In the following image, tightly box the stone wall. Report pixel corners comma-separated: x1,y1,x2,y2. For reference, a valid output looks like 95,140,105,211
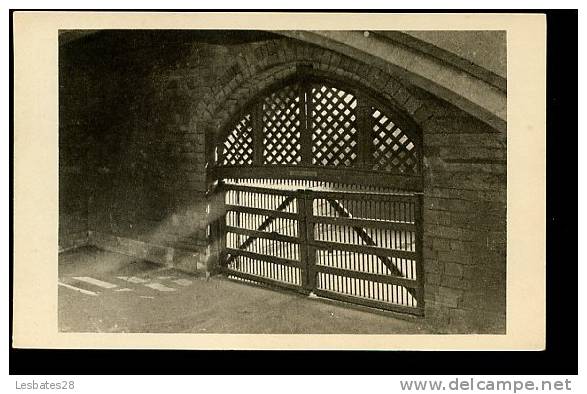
59,30,506,333
59,46,93,251
418,93,507,333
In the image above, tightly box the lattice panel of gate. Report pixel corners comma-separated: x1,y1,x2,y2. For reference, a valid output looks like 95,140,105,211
262,84,302,165
222,113,253,165
311,85,358,167
371,107,419,174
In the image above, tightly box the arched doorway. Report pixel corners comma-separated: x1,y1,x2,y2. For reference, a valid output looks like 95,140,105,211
209,71,424,315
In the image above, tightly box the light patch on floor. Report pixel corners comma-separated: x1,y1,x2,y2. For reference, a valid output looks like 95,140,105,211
144,283,176,292
115,288,134,292
59,247,432,334
72,276,118,289
58,281,99,296
117,276,148,284
172,279,192,286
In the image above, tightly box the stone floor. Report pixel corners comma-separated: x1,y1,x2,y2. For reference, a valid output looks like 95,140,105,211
58,246,431,334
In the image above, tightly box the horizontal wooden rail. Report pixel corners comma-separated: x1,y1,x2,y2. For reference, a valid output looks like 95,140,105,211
309,190,419,202
224,247,302,268
225,182,419,201
311,240,417,260
315,265,419,288
223,182,419,201
212,165,424,191
226,226,300,244
223,183,298,196
310,215,416,230
312,289,424,316
225,204,298,220
222,267,307,293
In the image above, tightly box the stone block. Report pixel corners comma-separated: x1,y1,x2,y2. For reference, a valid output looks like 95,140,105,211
432,237,451,251
441,275,470,290
444,262,464,277
438,250,473,265
436,286,462,308
424,258,443,274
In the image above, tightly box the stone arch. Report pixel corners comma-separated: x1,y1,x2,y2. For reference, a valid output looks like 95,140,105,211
193,38,435,173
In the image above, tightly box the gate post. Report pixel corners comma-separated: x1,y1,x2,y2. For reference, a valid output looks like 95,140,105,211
206,181,227,275
414,193,425,312
297,189,316,292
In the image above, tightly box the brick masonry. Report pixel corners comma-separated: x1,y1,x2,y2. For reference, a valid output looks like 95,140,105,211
59,31,506,333
59,51,92,252
419,99,506,333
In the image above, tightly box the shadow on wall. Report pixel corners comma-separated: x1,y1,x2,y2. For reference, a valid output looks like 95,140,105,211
88,199,210,274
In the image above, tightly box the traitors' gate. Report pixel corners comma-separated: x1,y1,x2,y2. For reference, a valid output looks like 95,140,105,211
208,71,425,315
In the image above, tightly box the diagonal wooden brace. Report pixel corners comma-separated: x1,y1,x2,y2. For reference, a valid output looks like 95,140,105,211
226,194,296,266
325,198,419,300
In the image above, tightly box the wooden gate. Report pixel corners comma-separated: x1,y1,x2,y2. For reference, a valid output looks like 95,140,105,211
211,179,424,316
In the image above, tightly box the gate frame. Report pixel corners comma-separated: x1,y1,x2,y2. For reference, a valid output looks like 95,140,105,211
209,181,425,316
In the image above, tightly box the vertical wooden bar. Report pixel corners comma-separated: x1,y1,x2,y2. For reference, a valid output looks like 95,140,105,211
414,194,425,313
297,190,316,292
297,191,310,292
299,82,312,166
357,99,373,169
305,191,317,290
216,182,227,272
207,202,219,274
253,102,264,165
213,125,224,166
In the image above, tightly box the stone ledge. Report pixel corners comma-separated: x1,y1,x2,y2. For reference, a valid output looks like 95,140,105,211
87,231,207,274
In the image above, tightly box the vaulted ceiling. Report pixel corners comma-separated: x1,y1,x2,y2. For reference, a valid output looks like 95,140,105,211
60,29,506,133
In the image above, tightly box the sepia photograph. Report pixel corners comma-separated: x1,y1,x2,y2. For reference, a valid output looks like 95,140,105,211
11,11,550,352
57,27,507,335
9,5,581,384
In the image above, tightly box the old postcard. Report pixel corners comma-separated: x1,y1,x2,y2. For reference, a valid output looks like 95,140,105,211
12,12,545,349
